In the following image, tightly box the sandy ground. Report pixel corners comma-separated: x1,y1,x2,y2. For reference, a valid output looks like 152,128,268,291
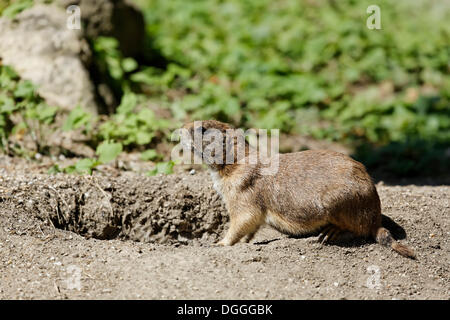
0,157,449,300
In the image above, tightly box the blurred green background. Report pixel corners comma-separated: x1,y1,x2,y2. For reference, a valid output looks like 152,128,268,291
1,0,449,177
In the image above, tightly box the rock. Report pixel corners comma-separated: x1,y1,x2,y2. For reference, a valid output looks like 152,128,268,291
55,0,147,110
56,0,145,57
0,4,98,114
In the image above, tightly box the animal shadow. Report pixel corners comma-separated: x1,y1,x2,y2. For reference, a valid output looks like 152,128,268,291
286,214,407,247
254,238,282,245
381,214,407,240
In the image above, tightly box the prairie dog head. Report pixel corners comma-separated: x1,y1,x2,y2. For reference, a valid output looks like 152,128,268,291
182,120,249,171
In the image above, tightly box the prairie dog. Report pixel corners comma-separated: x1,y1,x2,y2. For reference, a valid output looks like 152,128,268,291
182,120,416,259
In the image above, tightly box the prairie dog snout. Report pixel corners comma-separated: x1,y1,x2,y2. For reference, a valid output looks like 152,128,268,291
182,120,416,259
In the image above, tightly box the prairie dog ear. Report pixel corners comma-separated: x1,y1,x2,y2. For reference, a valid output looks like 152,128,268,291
192,121,207,135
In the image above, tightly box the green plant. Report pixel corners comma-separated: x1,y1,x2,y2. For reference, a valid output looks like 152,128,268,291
91,37,139,95
0,0,33,18
63,106,94,133
63,158,99,175
99,91,172,147
141,149,161,161
96,140,122,164
130,0,450,175
3,0,449,177
147,160,175,176
133,0,449,131
54,140,123,175
55,92,171,175
0,65,57,155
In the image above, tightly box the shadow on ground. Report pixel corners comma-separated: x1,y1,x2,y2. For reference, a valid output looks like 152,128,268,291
353,138,450,186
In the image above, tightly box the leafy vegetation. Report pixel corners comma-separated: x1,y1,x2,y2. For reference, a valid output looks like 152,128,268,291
91,37,139,97
147,160,176,176
1,0,449,176
55,92,172,174
0,65,57,155
98,92,172,147
0,64,170,175
131,0,450,175
0,0,33,18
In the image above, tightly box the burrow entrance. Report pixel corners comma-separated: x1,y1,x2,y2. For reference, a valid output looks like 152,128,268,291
1,172,228,244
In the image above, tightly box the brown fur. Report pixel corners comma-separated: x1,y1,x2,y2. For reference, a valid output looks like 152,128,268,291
183,120,416,259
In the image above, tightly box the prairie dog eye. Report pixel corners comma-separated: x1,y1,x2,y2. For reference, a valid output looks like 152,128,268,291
194,126,207,135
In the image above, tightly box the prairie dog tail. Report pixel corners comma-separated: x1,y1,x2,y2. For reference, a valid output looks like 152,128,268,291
374,227,416,259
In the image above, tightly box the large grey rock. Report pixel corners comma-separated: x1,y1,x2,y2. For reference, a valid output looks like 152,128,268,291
0,4,98,114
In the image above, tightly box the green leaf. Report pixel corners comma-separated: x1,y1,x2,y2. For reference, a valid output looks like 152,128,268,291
130,69,158,85
0,65,19,90
135,131,153,145
37,104,57,124
122,58,138,73
14,80,36,99
74,158,99,174
147,161,175,176
117,92,138,114
2,0,33,18
48,164,62,174
137,108,155,125
94,37,119,52
96,141,123,164
1,65,19,79
141,149,159,161
63,106,92,131
0,95,17,113
63,165,76,174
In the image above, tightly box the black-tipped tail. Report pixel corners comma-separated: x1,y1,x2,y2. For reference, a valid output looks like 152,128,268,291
375,227,416,259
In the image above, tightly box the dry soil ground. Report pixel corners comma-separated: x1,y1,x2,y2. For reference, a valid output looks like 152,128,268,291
0,156,449,300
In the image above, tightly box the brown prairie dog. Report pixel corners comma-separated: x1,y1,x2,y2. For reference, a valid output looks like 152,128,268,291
182,120,416,259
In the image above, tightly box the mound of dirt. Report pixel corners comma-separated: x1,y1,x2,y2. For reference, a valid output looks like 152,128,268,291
0,157,449,299
0,171,228,244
